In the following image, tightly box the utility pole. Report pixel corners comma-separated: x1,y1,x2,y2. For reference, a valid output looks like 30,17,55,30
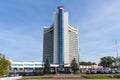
115,41,119,68
115,41,118,58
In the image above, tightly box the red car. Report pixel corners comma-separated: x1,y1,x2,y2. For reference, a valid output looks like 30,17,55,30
86,70,91,74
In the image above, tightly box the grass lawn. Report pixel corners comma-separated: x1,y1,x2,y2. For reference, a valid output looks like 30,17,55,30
82,74,120,79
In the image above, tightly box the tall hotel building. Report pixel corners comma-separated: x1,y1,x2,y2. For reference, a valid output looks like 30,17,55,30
43,6,79,65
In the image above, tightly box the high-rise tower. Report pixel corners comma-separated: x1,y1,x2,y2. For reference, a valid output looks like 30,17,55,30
43,6,79,65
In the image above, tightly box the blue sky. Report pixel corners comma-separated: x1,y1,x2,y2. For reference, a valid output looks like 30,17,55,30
0,0,120,64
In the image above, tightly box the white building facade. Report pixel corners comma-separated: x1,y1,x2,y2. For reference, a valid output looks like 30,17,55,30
9,60,62,75
43,6,79,65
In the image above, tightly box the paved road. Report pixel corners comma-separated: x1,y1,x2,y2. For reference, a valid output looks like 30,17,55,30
27,79,120,80
44,74,120,80
22,74,120,80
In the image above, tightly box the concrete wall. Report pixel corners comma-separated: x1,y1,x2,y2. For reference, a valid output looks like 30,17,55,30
64,12,70,64
54,12,59,64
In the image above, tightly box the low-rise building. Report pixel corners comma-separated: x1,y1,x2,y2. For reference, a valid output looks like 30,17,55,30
9,61,43,76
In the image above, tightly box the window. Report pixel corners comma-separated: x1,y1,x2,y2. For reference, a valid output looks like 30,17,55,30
35,64,41,66
12,64,23,66
24,64,34,66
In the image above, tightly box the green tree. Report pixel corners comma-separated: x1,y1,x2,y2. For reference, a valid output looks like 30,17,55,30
115,57,120,68
0,53,11,77
43,58,50,74
99,56,115,68
79,61,96,66
71,58,79,73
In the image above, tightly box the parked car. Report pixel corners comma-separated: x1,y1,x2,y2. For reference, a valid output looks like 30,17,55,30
90,70,97,74
115,70,120,74
97,69,104,74
103,69,110,74
109,70,115,74
86,70,91,74
8,73,20,77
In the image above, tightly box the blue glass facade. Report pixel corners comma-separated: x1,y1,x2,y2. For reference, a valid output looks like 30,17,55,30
58,8,64,64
